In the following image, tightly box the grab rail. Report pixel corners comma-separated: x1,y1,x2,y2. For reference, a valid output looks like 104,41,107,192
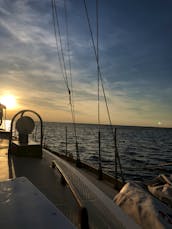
51,160,89,229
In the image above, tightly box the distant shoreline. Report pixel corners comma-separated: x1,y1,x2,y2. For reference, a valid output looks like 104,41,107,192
42,121,172,130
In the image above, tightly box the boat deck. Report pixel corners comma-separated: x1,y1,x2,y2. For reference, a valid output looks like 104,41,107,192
0,139,140,229
0,177,76,229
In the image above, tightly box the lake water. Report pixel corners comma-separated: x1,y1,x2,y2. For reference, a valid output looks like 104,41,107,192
36,122,172,181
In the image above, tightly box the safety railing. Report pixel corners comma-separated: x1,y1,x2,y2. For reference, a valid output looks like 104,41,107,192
51,160,89,229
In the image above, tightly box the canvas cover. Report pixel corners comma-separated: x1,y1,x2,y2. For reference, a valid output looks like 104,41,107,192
114,181,172,229
148,174,172,208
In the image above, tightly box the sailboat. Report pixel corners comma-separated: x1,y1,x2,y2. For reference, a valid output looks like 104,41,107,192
0,0,172,229
0,112,140,229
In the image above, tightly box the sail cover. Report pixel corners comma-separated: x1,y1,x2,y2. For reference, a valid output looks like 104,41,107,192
114,181,172,229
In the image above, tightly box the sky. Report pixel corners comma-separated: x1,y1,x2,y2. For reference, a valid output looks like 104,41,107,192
0,0,172,127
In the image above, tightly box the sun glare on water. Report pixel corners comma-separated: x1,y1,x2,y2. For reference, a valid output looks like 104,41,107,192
0,95,17,109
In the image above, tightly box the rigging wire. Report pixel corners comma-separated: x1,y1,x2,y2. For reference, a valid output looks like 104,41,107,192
51,0,67,90
96,0,103,179
63,0,80,165
51,0,80,165
52,0,71,96
83,0,112,127
64,0,72,89
63,0,77,138
83,0,124,183
96,0,100,128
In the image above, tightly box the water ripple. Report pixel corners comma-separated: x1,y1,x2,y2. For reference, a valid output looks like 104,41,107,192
40,123,172,181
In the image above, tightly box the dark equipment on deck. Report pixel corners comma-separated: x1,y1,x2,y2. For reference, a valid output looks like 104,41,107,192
8,110,43,158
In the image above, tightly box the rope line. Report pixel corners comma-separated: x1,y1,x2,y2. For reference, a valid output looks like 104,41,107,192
83,0,124,183
52,0,71,96
83,0,112,127
63,0,79,158
51,0,68,89
63,0,77,141
96,0,102,179
52,0,80,163
96,0,100,128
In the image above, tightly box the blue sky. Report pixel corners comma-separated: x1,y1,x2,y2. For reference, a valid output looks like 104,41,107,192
0,0,172,127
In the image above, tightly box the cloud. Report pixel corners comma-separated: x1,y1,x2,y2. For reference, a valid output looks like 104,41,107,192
0,0,172,127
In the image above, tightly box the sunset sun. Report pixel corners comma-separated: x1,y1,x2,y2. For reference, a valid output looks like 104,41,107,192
0,95,17,109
